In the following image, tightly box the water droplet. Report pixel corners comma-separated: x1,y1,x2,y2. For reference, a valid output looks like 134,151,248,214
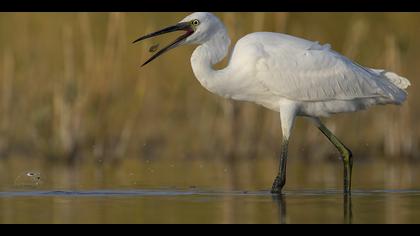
15,171,42,187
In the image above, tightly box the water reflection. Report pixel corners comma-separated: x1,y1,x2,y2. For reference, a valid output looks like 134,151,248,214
344,194,353,224
271,192,354,224
272,194,287,224
2,188,420,223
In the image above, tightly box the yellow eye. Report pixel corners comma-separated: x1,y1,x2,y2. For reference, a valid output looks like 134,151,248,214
192,19,200,26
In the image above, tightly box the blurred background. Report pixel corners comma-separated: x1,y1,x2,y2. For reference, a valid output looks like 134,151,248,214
0,12,419,192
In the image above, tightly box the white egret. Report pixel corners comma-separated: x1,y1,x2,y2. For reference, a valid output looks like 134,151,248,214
133,12,411,194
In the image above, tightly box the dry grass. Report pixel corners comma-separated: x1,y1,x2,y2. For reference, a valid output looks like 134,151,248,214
0,12,419,163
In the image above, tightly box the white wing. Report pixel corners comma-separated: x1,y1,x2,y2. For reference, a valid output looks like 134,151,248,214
231,32,405,102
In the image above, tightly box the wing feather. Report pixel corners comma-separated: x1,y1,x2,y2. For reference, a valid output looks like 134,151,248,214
235,32,397,102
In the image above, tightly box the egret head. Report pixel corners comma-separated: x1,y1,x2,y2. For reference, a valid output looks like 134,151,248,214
133,12,225,66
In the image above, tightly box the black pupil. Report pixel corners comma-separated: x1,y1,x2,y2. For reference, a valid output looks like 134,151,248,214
194,20,198,25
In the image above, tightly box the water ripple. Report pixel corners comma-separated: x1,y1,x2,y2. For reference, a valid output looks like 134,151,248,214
1,188,420,198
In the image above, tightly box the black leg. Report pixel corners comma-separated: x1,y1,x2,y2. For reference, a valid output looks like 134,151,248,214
271,139,289,194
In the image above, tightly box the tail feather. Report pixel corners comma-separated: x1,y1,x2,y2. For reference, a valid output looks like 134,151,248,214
371,69,411,90
369,68,411,104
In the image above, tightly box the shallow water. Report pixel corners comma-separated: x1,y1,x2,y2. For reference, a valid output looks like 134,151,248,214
1,158,420,223
1,189,420,223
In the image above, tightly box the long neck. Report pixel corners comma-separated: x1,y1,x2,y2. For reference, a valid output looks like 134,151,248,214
190,30,231,95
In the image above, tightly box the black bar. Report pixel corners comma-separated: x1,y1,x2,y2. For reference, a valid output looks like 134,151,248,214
1,0,420,12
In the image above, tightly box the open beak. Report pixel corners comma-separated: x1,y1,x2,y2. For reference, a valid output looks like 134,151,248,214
133,22,194,67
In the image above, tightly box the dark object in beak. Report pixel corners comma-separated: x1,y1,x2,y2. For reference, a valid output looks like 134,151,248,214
149,44,159,53
133,22,194,67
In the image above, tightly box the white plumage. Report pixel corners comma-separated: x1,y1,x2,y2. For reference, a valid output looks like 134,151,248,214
134,12,411,193
205,32,409,116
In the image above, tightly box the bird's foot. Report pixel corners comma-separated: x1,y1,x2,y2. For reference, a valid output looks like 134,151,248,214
271,176,285,194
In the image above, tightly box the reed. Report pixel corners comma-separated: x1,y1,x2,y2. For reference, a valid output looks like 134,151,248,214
0,50,14,156
0,12,418,163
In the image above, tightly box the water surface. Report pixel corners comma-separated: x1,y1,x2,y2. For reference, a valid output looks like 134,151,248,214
1,158,420,223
